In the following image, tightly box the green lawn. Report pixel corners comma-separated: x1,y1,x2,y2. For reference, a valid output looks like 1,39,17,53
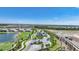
44,30,61,51
17,32,32,40
0,42,13,51
0,31,32,51
36,35,43,39
49,37,61,51
12,32,32,51
31,32,37,39
32,34,43,40
32,32,44,40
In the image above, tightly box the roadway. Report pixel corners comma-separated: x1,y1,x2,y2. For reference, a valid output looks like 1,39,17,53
56,32,79,51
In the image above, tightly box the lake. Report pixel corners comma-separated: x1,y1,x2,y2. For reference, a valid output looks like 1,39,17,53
0,33,17,42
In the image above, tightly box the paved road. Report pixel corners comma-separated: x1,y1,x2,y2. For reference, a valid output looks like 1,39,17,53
23,40,32,51
28,44,41,51
23,31,37,51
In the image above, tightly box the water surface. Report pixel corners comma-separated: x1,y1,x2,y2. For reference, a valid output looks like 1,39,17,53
0,33,17,42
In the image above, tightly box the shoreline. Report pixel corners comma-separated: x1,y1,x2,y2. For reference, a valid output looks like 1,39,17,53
0,32,15,34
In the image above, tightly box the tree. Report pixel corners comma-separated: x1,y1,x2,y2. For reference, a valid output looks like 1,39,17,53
46,44,50,48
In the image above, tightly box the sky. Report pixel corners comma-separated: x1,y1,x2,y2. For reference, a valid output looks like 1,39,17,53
0,7,79,25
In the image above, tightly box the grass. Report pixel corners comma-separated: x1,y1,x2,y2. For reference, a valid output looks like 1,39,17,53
0,31,32,51
32,34,36,39
19,41,27,51
17,32,32,40
44,30,61,51
32,32,44,40
0,42,13,51
12,32,32,51
49,37,61,51
36,35,43,39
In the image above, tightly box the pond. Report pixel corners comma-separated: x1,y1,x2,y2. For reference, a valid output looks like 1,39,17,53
0,33,17,42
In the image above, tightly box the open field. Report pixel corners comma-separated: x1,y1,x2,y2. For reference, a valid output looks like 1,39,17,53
17,32,32,40
0,42,13,51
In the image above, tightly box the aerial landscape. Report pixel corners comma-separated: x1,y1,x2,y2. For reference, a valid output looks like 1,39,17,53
0,7,79,51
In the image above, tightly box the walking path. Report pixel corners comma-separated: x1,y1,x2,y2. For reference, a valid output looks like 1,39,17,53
23,32,36,51
23,40,32,51
17,41,25,51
